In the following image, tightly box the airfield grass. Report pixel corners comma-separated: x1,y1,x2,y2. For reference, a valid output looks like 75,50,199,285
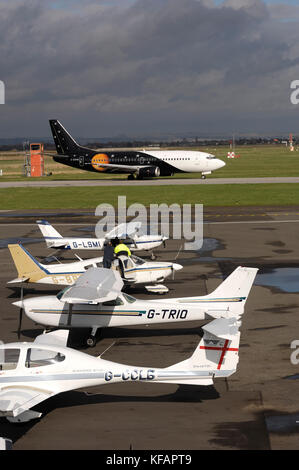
0,144,299,181
1,183,299,209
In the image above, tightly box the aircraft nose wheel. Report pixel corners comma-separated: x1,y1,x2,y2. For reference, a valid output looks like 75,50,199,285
201,175,206,179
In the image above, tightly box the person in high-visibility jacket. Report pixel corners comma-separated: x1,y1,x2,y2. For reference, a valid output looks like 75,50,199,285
114,239,131,257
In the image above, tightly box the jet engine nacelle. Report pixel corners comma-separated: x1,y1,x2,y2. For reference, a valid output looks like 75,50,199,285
138,166,160,178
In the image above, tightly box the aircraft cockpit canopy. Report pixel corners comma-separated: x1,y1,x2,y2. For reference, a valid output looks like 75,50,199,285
0,346,66,370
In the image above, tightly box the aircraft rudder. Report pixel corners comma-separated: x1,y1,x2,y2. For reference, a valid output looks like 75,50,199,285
49,119,80,155
8,244,44,281
36,219,63,240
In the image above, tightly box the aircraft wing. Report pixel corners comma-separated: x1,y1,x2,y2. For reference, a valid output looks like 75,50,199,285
33,329,70,347
0,386,54,419
89,162,154,174
60,267,124,304
105,222,142,240
7,277,30,284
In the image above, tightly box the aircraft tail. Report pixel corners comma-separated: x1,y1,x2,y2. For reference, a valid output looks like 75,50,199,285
209,266,258,312
198,266,258,318
36,220,63,246
162,317,241,385
7,244,45,283
49,119,82,155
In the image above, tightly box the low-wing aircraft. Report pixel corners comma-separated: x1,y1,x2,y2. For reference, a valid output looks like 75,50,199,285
0,316,241,423
36,220,168,257
13,266,258,346
48,119,226,180
7,244,182,292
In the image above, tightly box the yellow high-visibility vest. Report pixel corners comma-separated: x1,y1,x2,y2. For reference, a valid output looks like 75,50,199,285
114,243,131,256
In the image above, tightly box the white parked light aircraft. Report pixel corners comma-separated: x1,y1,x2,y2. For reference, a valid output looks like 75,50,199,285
0,316,241,423
13,266,258,347
36,220,168,257
8,244,182,293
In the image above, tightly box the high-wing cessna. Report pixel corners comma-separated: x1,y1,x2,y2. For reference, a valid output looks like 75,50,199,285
48,119,225,180
37,220,167,257
8,244,182,292
13,266,258,347
0,316,242,423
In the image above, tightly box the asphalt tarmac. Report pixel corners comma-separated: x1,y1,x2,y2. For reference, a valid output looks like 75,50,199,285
1,207,299,450
1,176,299,187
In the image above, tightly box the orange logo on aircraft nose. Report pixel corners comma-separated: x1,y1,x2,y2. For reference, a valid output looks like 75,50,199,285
91,153,109,172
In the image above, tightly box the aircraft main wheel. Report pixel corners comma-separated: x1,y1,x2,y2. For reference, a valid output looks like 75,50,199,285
151,253,156,260
87,336,96,347
128,174,135,180
201,175,206,179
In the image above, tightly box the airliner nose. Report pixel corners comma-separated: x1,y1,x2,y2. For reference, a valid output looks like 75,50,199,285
217,159,226,169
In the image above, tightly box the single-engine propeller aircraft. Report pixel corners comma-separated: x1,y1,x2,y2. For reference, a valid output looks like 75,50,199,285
0,315,242,423
13,266,258,347
48,119,225,180
36,220,167,258
8,244,182,293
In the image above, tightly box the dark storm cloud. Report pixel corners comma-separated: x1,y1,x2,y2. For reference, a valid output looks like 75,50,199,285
0,0,299,137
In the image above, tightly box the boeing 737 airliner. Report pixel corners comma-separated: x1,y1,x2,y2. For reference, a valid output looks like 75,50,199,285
48,120,225,180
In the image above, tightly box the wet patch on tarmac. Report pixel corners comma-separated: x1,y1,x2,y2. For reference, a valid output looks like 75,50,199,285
265,412,299,434
255,268,299,293
179,237,230,264
0,237,42,249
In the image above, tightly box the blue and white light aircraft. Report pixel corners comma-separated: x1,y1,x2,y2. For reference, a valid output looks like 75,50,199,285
13,266,258,347
36,220,168,257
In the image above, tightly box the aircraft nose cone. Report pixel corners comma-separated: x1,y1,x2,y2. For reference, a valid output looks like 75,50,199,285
217,159,226,169
173,263,183,271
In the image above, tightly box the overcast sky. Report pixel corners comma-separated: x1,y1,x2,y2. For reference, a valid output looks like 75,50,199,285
0,0,299,139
